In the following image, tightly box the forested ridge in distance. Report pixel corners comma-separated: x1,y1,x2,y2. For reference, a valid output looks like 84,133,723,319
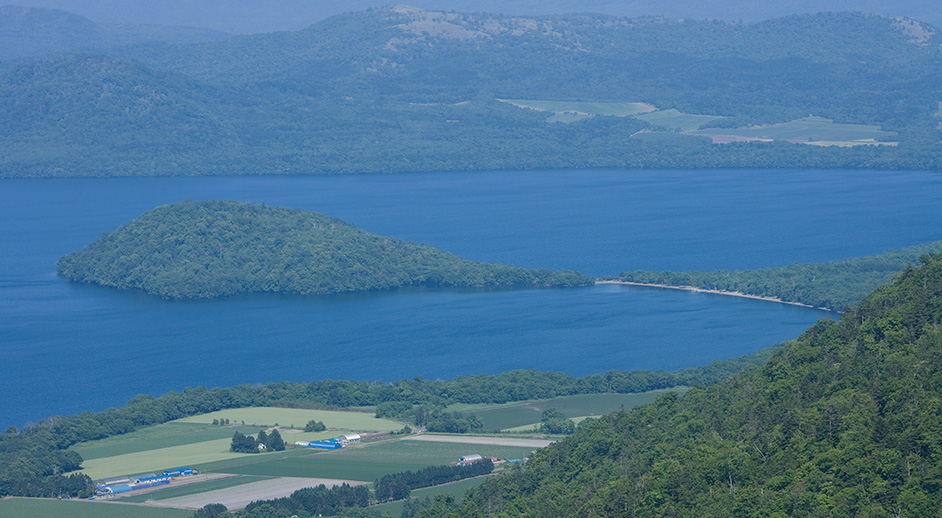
1,7,941,177
56,200,592,299
619,241,942,311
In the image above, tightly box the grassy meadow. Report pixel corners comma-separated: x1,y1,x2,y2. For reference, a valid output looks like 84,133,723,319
450,390,684,431
692,116,898,144
635,109,725,131
174,407,401,431
497,99,655,117
190,438,537,481
69,407,403,480
0,498,192,518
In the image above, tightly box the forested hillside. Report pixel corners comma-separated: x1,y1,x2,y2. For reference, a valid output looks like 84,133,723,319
620,241,942,311
56,200,591,298
2,7,940,176
434,254,942,517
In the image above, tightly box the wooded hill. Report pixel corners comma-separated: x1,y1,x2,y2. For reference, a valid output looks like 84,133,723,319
56,200,592,298
1,7,940,177
620,241,942,311
427,254,942,517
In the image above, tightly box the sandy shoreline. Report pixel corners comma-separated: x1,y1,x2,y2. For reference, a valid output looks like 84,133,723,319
596,280,833,312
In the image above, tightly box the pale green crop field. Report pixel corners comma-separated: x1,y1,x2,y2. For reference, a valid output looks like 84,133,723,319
191,438,537,481
635,109,726,132
118,475,271,503
692,116,897,144
498,99,655,117
448,390,683,431
174,407,401,431
71,422,259,460
0,498,192,518
68,407,402,480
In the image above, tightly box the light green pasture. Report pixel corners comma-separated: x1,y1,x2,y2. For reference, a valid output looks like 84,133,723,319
174,407,401,431
450,390,682,431
191,438,537,481
70,422,259,460
0,498,191,518
498,99,655,117
692,116,897,143
635,109,726,131
74,429,351,481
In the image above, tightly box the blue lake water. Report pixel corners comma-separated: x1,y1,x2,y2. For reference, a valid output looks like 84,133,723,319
1,168,940,428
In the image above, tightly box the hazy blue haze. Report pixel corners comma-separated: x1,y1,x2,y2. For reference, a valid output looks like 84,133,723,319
1,169,940,428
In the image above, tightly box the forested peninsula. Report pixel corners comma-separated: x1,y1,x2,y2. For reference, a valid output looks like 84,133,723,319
56,201,591,299
57,201,594,299
619,241,942,311
425,254,942,518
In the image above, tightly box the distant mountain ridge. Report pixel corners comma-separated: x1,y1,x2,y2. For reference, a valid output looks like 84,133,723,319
1,7,940,176
0,5,228,60
5,0,942,34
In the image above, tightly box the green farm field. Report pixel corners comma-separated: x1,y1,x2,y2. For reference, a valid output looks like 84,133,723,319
635,109,725,131
0,498,192,518
192,438,537,481
451,390,684,431
174,407,401,431
69,407,401,480
497,99,655,117
692,116,897,144
70,422,261,460
117,475,272,503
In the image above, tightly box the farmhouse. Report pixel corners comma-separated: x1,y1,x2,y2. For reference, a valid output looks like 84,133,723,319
458,454,483,465
339,433,360,445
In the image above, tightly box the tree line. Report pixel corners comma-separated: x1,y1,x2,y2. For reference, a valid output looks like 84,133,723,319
620,242,942,311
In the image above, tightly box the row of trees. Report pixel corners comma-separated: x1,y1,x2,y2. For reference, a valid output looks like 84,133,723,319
374,459,494,502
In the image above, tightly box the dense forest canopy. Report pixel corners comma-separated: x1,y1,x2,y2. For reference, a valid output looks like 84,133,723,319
620,241,942,311
431,253,942,517
56,200,592,298
1,7,940,176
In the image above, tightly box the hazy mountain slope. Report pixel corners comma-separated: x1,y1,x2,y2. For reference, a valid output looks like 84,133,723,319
57,200,592,298
7,0,942,34
0,5,228,60
2,8,940,176
440,254,942,517
0,55,244,175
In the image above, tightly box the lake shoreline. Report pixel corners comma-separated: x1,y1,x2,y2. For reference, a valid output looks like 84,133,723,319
597,280,834,312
